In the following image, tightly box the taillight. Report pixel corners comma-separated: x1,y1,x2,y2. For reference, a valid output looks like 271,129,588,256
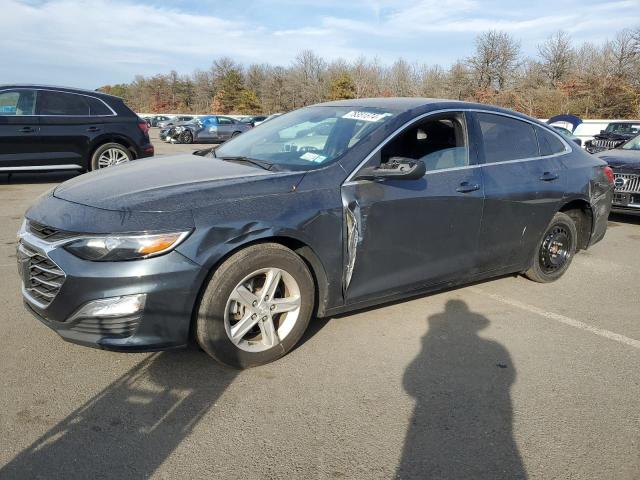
603,166,614,184
138,120,150,135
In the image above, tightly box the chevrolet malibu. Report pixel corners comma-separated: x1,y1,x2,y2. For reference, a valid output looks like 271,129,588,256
17,99,614,368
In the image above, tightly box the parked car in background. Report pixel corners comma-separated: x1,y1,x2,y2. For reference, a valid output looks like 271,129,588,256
552,126,582,146
237,115,268,127
166,115,252,144
0,84,153,172
260,113,283,125
157,115,194,129
159,119,197,142
148,115,172,127
585,121,640,154
595,134,640,213
17,98,612,368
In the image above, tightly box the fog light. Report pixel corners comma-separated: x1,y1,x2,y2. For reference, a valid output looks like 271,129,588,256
68,294,146,321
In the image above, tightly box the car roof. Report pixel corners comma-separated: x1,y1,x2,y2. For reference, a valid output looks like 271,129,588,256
313,97,533,120
0,84,122,101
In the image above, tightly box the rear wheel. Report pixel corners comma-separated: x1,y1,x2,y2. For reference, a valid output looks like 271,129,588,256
525,212,577,283
196,243,315,368
231,131,241,138
91,143,132,170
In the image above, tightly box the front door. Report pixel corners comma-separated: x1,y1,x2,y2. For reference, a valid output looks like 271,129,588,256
0,89,41,170
341,111,485,303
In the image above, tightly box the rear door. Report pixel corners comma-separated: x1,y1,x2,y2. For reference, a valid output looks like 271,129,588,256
0,89,41,170
341,111,485,303
473,112,568,272
36,90,105,169
216,116,236,140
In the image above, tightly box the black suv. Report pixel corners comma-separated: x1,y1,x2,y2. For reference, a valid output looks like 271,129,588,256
0,85,154,173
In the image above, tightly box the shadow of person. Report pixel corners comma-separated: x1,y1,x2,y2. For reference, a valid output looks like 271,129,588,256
0,348,238,479
397,300,526,480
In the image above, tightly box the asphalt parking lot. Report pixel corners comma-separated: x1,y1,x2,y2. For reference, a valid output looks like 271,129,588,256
0,130,638,479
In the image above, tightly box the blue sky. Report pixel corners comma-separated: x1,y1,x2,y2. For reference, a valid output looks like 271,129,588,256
2,0,638,88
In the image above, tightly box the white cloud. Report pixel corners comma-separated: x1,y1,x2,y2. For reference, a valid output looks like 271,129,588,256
1,0,638,87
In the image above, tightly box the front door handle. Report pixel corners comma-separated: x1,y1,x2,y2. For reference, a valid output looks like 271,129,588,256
539,171,559,182
456,181,480,193
18,127,36,133
86,126,101,133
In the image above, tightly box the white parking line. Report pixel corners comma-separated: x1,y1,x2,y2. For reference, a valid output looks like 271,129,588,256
472,288,640,350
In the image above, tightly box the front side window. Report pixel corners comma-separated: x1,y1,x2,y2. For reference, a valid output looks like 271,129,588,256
0,90,36,116
536,126,566,156
380,113,469,172
214,106,396,170
37,91,90,116
478,113,539,163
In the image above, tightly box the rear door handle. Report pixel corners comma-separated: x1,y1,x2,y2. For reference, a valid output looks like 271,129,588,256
18,127,36,133
86,126,101,133
539,171,559,182
456,181,480,193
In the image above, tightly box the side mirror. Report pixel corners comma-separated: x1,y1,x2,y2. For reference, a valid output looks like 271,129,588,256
356,157,426,181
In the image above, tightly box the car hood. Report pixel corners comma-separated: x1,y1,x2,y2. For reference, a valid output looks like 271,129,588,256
595,149,640,172
53,154,304,212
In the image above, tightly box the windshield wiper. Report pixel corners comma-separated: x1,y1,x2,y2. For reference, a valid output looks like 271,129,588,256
218,156,274,171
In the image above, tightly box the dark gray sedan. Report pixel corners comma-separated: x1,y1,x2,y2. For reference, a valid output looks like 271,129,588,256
171,115,252,144
18,98,613,368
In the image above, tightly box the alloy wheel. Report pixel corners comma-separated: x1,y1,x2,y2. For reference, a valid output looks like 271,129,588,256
97,148,130,168
224,267,301,352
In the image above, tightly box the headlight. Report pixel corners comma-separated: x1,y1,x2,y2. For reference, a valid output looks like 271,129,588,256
174,126,184,132
64,231,191,261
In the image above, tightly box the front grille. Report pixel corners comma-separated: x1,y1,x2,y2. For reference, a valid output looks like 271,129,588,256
593,139,624,150
70,316,141,338
614,173,640,193
27,221,77,242
18,244,65,308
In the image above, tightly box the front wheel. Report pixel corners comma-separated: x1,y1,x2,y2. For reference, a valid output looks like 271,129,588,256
179,130,193,144
196,243,315,368
525,212,577,283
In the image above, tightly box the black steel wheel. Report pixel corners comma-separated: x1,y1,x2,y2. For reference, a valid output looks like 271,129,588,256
525,212,577,283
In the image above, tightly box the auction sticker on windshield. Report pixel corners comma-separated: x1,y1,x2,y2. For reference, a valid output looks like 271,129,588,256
342,111,392,122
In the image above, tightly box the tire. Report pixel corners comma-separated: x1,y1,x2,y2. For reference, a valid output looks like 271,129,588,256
90,143,132,170
179,130,193,144
196,243,315,368
231,131,241,138
525,212,577,283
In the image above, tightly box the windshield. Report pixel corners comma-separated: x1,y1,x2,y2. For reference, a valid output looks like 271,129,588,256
604,123,640,134
621,134,640,150
214,106,395,170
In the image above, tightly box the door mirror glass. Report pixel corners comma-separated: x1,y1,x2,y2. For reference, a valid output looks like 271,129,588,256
356,157,426,181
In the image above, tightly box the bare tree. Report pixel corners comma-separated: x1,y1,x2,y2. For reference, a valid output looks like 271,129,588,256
467,30,521,91
538,31,575,84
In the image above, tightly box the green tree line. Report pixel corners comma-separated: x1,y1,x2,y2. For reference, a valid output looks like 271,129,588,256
99,28,640,119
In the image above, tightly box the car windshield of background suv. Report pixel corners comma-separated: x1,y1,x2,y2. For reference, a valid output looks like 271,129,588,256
621,135,640,150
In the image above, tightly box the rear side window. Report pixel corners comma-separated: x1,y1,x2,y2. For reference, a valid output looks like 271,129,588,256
477,113,539,163
86,96,113,116
536,126,566,156
37,91,90,115
218,117,233,125
0,90,36,115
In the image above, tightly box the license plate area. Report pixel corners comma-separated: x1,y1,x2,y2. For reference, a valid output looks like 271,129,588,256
613,192,631,206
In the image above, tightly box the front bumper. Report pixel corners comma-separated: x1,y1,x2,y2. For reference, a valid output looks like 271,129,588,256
18,231,203,351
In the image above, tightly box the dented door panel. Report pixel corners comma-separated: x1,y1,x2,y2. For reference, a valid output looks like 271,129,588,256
341,168,484,303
